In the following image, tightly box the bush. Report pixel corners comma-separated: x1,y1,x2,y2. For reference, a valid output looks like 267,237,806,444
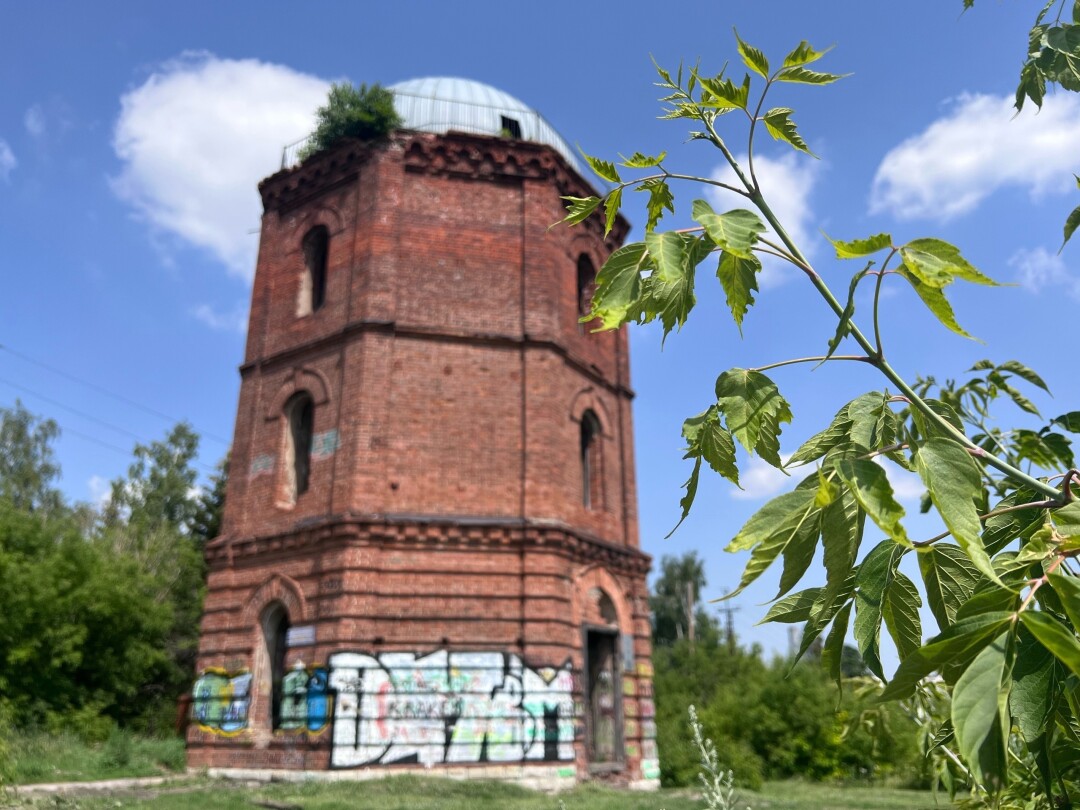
300,82,402,160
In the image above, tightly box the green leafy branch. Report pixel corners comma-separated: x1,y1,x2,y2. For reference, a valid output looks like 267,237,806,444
563,30,1080,802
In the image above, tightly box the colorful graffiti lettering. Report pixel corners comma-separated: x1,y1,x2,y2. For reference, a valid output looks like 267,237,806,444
327,650,574,767
191,669,252,734
279,664,331,732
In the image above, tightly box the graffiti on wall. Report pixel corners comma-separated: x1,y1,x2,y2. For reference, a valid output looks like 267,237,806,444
192,669,252,734
280,664,332,732
327,650,574,767
192,664,332,735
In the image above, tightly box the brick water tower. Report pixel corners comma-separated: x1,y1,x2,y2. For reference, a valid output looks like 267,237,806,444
187,78,657,788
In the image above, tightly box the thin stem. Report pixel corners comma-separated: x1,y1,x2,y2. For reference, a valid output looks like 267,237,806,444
911,497,1056,548
872,249,898,359
1019,554,1066,613
740,177,1061,501
751,355,874,373
757,236,807,270
746,78,772,192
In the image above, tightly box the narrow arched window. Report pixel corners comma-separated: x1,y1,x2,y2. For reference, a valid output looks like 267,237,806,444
263,604,290,730
577,254,596,324
580,409,602,509
302,226,329,313
285,392,314,501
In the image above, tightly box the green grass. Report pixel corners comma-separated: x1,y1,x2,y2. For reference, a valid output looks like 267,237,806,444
3,730,186,784
7,776,943,810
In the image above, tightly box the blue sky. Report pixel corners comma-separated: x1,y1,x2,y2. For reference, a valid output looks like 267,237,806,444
3,1,1079,664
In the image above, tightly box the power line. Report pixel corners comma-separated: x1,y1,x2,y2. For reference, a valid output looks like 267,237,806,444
0,343,231,446
0,378,218,475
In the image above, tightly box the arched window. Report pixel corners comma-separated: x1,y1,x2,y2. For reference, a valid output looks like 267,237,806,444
262,603,290,730
302,226,329,314
285,392,314,501
580,409,602,509
576,254,596,324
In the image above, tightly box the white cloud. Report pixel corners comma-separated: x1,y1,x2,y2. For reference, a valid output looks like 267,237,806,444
112,52,329,280
0,139,16,181
730,454,793,500
192,301,249,332
871,93,1080,220
24,104,45,137
87,475,112,507
709,151,821,286
1010,245,1080,299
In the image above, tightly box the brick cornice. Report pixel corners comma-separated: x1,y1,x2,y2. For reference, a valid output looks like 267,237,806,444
258,130,630,247
206,514,651,577
238,319,635,400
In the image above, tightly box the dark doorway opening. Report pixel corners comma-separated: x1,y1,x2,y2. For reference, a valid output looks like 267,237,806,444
584,628,622,766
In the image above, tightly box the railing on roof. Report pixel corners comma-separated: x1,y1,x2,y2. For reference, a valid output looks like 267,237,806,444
280,89,582,174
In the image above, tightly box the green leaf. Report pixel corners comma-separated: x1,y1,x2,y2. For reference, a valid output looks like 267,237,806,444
602,187,622,237
671,456,702,536
822,600,854,691
760,586,823,624
853,540,898,679
1047,571,1080,629
825,232,892,260
1052,501,1080,537
846,392,900,452
952,633,1010,791
982,489,1046,555
820,489,863,591
880,612,1014,701
637,178,674,232
589,242,647,330
997,359,1050,392
1052,411,1080,433
681,405,740,492
727,488,817,553
560,195,601,226
794,580,855,665
919,544,979,630
914,438,995,582
582,152,621,184
727,490,820,598
691,200,765,259
715,251,761,334
1020,610,1080,677
715,369,793,467
1064,202,1080,249
782,40,830,68
775,65,845,85
762,107,814,155
619,151,667,168
900,238,998,288
882,571,923,659
836,459,910,547
647,232,709,337
898,266,974,339
698,73,751,110
1010,624,1055,744
778,516,820,599
735,29,769,78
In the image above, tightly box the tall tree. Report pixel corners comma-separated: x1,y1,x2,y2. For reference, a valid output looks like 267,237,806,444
650,552,718,646
0,400,63,515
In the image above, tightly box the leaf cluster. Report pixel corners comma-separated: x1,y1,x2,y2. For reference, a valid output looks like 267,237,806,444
299,82,402,160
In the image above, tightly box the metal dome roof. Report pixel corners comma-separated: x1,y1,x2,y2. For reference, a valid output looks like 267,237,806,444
389,77,582,173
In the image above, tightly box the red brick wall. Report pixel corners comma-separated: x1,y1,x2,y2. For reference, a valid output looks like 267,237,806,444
193,132,654,782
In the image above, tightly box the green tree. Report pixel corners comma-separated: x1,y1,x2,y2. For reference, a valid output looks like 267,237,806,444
0,400,62,515
189,452,228,545
567,20,1080,805
650,551,719,646
300,82,402,160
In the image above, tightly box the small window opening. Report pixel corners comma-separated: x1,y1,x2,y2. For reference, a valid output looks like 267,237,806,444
500,115,522,140
581,410,602,509
263,604,290,730
577,255,597,326
285,392,314,501
303,226,329,313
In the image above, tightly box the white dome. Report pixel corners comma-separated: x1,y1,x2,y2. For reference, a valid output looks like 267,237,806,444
389,77,582,173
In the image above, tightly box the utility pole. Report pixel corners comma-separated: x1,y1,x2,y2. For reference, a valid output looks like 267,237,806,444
717,591,740,655
686,580,696,650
